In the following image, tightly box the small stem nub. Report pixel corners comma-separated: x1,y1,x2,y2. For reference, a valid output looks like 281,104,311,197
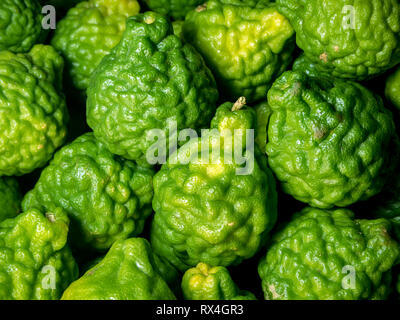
232,97,246,111
196,3,207,12
144,15,155,24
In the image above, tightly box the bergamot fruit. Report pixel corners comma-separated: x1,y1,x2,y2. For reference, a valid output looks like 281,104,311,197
22,133,154,251
0,207,78,300
267,71,396,208
0,45,69,176
182,262,256,300
143,0,204,20
0,177,22,223
258,207,400,300
0,0,46,53
276,0,400,80
61,238,177,300
359,160,400,241
385,66,400,110
183,0,295,103
150,98,277,271
86,11,219,164
51,0,140,90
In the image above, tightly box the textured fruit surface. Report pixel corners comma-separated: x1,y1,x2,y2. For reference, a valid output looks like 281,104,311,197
61,238,176,300
258,207,400,300
254,101,271,154
0,207,78,300
22,133,154,251
144,0,204,20
0,177,22,223
0,45,69,176
277,0,400,80
151,101,277,271
267,71,396,208
51,0,140,90
87,11,219,164
183,0,295,103
385,66,400,110
172,20,184,39
292,53,327,78
0,0,45,53
361,161,400,241
182,262,256,300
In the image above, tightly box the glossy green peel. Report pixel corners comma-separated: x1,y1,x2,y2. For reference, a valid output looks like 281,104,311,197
22,133,155,251
385,66,400,110
0,207,78,300
183,0,295,103
51,0,140,90
258,207,400,300
277,0,400,80
151,100,277,271
61,238,176,300
87,11,219,164
144,0,204,20
267,71,396,208
0,0,45,53
182,262,256,300
0,45,69,176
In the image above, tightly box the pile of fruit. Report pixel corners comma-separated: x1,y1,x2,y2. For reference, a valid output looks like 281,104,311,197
1,0,400,300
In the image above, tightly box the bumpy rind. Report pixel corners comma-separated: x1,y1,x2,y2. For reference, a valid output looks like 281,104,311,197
22,133,155,251
61,238,176,300
0,177,22,223
182,262,256,300
144,0,204,20
0,45,69,176
277,0,400,80
361,157,400,241
385,66,400,110
258,207,400,300
87,11,219,163
51,0,140,90
267,71,395,208
151,103,278,271
0,208,78,300
183,0,295,103
0,0,45,53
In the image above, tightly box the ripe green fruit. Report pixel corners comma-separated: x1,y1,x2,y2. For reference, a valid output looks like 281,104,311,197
267,71,396,208
360,159,400,242
151,99,277,271
22,133,154,251
182,262,256,300
254,101,271,154
0,45,68,176
0,177,22,223
51,0,140,90
61,238,177,300
183,0,295,103
143,0,204,20
277,0,400,80
87,11,219,164
0,207,78,300
385,66,400,110
258,207,400,300
0,0,46,53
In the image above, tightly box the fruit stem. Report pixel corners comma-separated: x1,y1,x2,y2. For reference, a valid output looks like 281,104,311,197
196,4,207,12
232,97,246,111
